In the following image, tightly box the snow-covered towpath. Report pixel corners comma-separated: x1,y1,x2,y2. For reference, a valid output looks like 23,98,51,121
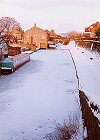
0,46,83,139
65,41,100,119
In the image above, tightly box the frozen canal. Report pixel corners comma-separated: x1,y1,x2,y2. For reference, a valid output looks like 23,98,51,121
0,46,83,140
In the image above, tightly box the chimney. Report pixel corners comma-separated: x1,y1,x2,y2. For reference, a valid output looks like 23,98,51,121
51,29,55,33
34,23,36,27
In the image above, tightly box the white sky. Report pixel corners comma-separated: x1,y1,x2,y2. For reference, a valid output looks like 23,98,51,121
0,0,100,33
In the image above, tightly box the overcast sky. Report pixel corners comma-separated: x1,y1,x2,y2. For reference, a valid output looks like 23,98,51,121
0,0,100,33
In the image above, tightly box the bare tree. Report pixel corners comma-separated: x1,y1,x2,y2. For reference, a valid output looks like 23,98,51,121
66,31,81,40
0,17,20,36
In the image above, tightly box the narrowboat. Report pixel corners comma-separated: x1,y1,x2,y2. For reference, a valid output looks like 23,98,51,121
0,53,30,73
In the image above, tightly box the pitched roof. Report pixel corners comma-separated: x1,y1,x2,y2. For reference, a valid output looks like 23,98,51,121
85,21,100,32
45,30,58,37
24,24,46,34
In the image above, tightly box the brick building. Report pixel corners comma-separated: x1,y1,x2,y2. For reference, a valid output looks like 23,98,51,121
45,29,59,44
84,22,100,38
23,24,49,49
11,26,23,40
85,21,100,33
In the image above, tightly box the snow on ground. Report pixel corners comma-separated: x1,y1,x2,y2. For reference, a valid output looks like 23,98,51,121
21,50,34,54
64,41,100,119
0,48,83,139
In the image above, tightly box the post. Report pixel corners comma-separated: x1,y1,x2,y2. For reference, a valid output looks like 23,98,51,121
91,43,93,51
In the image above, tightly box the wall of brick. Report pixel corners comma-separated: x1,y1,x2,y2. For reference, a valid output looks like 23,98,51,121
23,26,48,49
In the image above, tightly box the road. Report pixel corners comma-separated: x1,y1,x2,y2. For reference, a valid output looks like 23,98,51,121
0,45,83,140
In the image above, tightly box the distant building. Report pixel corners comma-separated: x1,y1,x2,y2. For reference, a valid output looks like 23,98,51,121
85,21,100,33
45,29,58,38
11,26,24,40
45,29,59,44
8,46,21,56
84,22,100,38
23,24,49,49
